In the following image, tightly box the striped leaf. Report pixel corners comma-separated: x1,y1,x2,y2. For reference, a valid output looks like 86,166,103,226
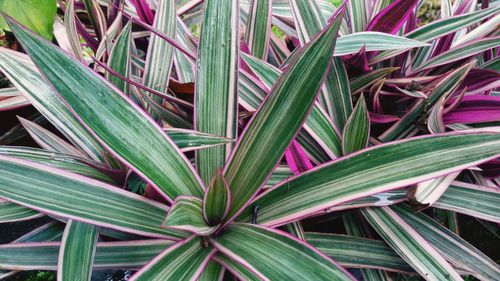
0,240,174,271
361,207,462,280
0,155,185,239
452,12,500,46
58,221,99,281
0,146,116,183
245,0,271,59
342,213,390,280
306,233,413,273
0,95,29,111
174,18,196,83
8,18,204,200
108,21,132,94
372,6,500,62
0,49,106,163
211,223,354,280
165,129,233,152
347,0,368,32
162,196,217,236
394,204,500,280
289,0,352,129
335,32,429,56
195,0,239,183
63,0,84,61
19,117,85,158
129,236,215,281
434,181,500,223
142,0,175,94
214,254,261,281
366,0,418,34
239,131,500,226
0,199,42,223
203,169,231,226
415,37,500,71
410,172,459,205
241,53,342,158
342,95,369,155
223,10,344,220
199,261,224,281
350,68,399,95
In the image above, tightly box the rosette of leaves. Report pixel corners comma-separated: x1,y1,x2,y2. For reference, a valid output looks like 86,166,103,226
0,0,499,280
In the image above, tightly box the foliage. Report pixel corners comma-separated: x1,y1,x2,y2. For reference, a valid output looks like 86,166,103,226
0,0,499,280
0,0,56,39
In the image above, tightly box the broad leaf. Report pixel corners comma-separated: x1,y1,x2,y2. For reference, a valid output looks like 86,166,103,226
362,207,462,280
129,236,215,281
58,220,99,281
0,155,185,239
0,199,42,223
8,18,204,200
195,0,239,183
223,13,344,220
0,0,56,39
211,223,354,280
240,131,500,226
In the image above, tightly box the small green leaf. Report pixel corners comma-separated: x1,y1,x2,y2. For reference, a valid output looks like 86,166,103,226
163,196,217,236
203,169,231,226
342,95,369,155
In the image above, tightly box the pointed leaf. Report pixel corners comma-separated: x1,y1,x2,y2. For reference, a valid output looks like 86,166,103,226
58,220,99,281
165,129,234,152
195,0,239,183
394,204,500,280
240,131,500,226
223,14,344,220
0,155,185,239
108,21,132,93
211,223,354,280
163,196,217,236
434,181,500,223
203,170,231,226
361,206,462,280
129,236,215,281
0,199,42,223
366,0,419,34
245,0,271,59
342,95,370,155
8,18,204,200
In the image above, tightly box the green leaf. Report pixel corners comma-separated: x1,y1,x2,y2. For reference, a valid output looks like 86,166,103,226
434,181,500,223
342,95,369,155
163,196,217,236
63,0,84,61
0,0,56,39
410,172,459,205
306,232,414,273
195,0,239,183
288,0,353,129
58,221,99,281
165,128,234,152
350,68,399,95
143,95,193,129
0,199,42,223
203,169,231,226
245,0,271,59
347,0,368,32
108,21,132,94
0,146,116,183
8,18,204,200
361,207,462,280
199,261,224,281
0,155,185,239
394,204,500,280
0,49,106,163
224,14,344,220
334,32,430,56
240,131,500,226
129,236,215,281
142,0,175,94
241,53,342,158
415,37,500,72
211,223,354,280
372,6,500,62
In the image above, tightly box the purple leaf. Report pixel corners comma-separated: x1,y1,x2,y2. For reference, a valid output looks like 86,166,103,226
458,69,500,95
444,95,500,124
130,0,155,25
366,0,419,34
285,140,313,174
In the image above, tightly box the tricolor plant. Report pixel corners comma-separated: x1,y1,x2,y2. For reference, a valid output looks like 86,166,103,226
0,0,499,280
